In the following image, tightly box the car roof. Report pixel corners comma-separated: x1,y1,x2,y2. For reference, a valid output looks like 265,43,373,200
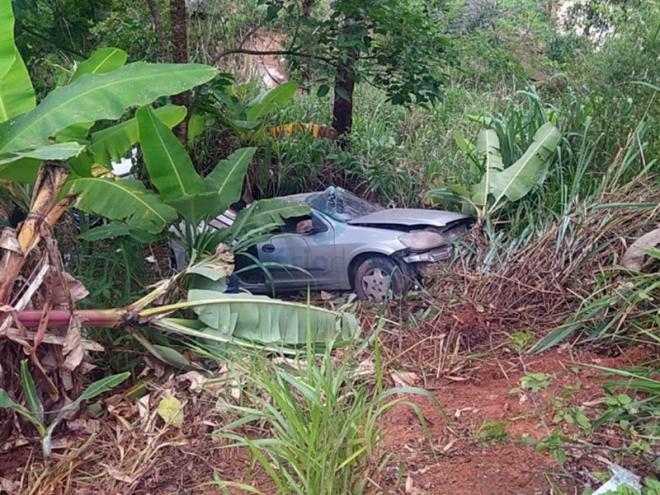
279,191,323,204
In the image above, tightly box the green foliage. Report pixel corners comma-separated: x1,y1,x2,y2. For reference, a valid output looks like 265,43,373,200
89,105,187,166
0,362,129,456
530,428,567,464
553,405,592,433
88,1,163,62
138,106,206,201
0,0,35,121
534,248,660,351
0,62,216,154
428,118,561,220
508,330,535,353
191,78,299,147
212,342,441,494
66,178,178,233
266,0,454,106
520,372,552,392
476,419,509,445
189,288,357,346
590,365,659,440
70,46,128,82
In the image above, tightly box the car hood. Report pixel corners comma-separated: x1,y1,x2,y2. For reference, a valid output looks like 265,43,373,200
348,208,469,228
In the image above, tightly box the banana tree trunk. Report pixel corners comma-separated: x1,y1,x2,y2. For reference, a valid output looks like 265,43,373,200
0,164,69,306
16,309,125,329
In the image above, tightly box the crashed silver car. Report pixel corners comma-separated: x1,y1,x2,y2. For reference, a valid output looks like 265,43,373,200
231,187,472,300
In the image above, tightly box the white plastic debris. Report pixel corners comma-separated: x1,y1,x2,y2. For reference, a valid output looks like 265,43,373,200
592,464,641,495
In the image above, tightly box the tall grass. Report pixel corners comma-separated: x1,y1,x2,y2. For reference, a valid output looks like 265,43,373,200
212,340,443,494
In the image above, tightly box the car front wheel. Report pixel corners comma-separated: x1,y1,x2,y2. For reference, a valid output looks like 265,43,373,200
354,256,407,301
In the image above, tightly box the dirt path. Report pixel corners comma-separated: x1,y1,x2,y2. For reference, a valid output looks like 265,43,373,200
376,345,654,494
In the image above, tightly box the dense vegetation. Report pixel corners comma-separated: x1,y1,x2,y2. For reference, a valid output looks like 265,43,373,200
0,0,657,493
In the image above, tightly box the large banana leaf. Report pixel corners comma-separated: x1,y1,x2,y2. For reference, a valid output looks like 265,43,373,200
57,47,130,143
185,289,357,345
471,129,503,207
0,143,85,182
71,47,127,82
65,178,178,233
137,106,205,200
78,223,159,243
246,81,298,121
489,122,561,206
204,146,256,208
0,0,35,122
166,191,224,226
0,62,216,154
228,198,310,240
0,158,40,183
0,142,85,166
90,105,186,165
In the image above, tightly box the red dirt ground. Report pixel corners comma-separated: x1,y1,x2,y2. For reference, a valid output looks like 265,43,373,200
375,345,656,494
0,300,655,495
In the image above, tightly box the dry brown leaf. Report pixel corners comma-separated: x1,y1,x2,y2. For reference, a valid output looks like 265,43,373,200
62,313,85,371
0,477,19,494
353,358,375,378
0,228,21,254
405,475,414,493
621,226,660,271
391,370,419,387
137,394,151,420
51,271,89,308
177,371,208,391
104,465,136,484
66,418,101,434
442,437,458,452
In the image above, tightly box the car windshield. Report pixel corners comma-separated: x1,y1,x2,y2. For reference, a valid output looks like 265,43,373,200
305,187,382,222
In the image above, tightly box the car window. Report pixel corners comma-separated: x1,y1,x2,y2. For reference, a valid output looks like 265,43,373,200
307,187,381,222
279,213,328,235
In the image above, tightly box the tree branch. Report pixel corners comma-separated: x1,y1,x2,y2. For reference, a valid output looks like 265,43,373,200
17,24,86,58
216,48,338,68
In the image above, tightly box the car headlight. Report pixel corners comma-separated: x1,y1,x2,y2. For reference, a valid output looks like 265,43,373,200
398,231,448,251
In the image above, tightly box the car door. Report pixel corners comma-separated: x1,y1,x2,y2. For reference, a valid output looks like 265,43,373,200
257,211,336,291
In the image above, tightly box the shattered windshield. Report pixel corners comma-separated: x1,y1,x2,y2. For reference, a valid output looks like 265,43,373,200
306,187,382,222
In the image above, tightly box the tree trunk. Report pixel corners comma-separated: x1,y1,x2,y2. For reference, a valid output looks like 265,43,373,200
0,164,69,306
331,59,356,139
331,14,360,140
300,0,315,85
169,0,189,144
147,0,169,61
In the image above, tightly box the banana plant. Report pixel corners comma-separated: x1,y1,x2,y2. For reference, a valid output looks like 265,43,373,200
14,256,359,354
0,362,129,456
77,102,312,261
189,78,299,146
427,122,561,223
0,2,357,446
0,0,219,302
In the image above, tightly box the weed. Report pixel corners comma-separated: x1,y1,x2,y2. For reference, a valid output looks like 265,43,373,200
476,419,509,445
527,429,567,464
212,340,443,494
552,405,592,433
509,330,536,353
590,365,659,441
0,363,129,456
520,372,552,392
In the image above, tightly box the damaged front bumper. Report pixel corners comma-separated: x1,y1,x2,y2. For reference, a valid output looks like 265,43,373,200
402,245,452,264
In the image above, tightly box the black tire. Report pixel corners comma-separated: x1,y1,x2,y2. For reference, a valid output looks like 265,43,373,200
353,255,407,301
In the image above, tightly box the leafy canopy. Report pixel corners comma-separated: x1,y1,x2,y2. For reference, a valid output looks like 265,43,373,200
264,0,455,106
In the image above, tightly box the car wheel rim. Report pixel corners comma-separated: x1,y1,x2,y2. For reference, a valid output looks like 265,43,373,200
361,268,391,301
